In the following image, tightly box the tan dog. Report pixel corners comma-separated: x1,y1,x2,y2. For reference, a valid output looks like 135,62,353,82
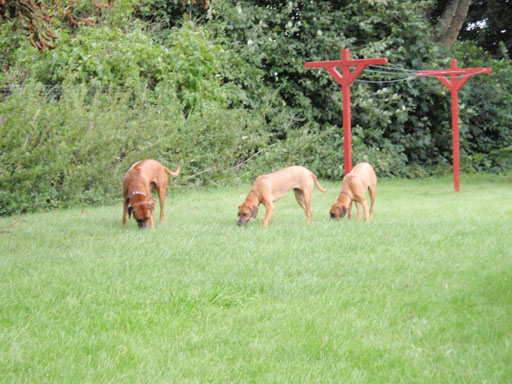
329,162,376,222
122,159,181,228
238,166,327,226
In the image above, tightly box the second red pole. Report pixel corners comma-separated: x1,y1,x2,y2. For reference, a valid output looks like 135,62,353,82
451,63,460,192
341,49,352,175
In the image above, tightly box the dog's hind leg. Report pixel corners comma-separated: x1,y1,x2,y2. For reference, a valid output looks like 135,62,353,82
294,188,307,210
368,185,376,220
302,188,313,224
157,186,166,223
294,188,312,224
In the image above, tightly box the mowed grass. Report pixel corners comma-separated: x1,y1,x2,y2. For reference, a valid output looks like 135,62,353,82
1,174,511,383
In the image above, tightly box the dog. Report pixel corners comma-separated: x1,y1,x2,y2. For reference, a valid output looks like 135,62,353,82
237,166,327,226
122,159,181,228
329,162,376,222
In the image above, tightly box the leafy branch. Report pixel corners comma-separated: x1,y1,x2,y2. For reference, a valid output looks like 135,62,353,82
0,0,210,53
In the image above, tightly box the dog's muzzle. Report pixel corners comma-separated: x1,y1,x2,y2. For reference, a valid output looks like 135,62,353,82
136,219,150,229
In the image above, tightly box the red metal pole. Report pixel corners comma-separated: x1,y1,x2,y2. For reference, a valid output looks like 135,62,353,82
450,60,460,192
341,49,352,174
417,62,491,192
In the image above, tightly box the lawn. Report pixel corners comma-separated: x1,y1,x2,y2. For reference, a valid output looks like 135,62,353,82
1,174,511,383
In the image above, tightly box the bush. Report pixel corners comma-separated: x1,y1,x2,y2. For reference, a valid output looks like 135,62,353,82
0,83,269,215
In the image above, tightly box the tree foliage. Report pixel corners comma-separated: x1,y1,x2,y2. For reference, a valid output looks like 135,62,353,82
0,0,510,215
135,0,511,178
0,0,210,52
0,0,115,52
194,0,504,176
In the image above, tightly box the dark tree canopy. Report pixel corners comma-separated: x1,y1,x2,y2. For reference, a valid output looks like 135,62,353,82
459,0,512,57
430,0,512,56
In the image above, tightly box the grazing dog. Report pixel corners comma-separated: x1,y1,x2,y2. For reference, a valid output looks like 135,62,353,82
237,166,327,226
329,162,376,222
122,159,181,228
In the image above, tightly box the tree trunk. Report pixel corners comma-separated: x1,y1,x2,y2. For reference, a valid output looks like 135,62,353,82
436,0,460,38
435,0,471,48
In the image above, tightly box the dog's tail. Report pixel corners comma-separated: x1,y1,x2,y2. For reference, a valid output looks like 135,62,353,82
165,162,181,177
311,172,328,192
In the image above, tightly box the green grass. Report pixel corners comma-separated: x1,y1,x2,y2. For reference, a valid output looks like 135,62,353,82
1,174,511,383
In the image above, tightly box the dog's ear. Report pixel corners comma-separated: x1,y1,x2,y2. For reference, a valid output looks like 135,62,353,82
250,205,258,218
148,199,155,213
128,206,133,219
339,206,347,218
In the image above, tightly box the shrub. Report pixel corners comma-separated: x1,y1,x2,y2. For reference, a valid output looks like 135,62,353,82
0,82,269,215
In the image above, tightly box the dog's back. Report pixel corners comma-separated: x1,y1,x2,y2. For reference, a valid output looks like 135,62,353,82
344,162,376,190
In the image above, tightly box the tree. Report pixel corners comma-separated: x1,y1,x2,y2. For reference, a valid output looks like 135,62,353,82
432,0,472,47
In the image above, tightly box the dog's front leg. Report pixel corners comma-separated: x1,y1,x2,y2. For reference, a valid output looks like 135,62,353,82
157,186,166,223
262,202,274,226
122,199,129,227
356,202,362,220
361,199,370,222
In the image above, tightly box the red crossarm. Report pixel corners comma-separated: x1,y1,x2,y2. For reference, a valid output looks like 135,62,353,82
304,49,388,175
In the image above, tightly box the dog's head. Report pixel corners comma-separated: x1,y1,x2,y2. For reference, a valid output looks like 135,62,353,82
329,202,348,220
128,198,155,228
237,202,258,226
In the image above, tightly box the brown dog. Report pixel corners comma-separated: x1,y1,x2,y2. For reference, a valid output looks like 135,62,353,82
329,162,376,222
122,159,181,228
237,166,327,226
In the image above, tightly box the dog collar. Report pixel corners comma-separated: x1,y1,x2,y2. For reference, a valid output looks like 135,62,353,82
340,191,352,200
131,191,147,197
249,190,260,200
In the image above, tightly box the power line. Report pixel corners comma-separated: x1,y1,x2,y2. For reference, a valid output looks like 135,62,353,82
369,64,418,73
355,76,417,84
